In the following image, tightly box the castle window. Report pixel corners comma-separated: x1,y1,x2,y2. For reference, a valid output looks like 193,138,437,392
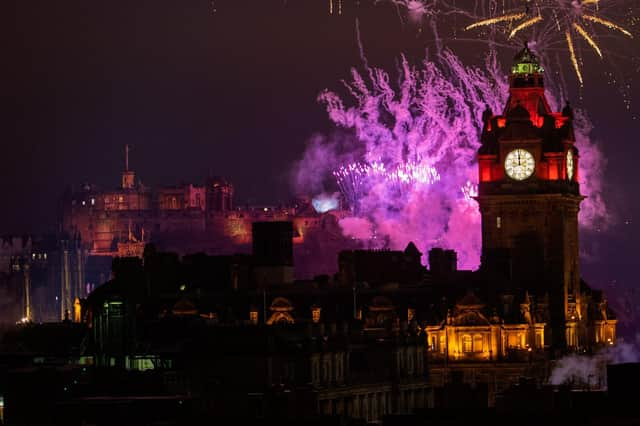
312,306,321,323
462,335,472,353
439,335,446,353
249,310,259,325
496,216,502,229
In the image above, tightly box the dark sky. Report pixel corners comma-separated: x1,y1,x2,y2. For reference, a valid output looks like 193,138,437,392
2,0,639,299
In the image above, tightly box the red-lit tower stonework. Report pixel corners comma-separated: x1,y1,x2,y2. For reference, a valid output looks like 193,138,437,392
477,46,582,349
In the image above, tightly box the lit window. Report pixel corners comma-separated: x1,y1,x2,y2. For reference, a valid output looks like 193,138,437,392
312,307,321,323
462,335,472,353
249,311,259,325
496,216,502,229
81,200,86,206
473,334,483,352
91,198,95,205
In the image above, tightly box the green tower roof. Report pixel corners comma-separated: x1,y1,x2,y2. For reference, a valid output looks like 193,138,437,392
511,43,545,75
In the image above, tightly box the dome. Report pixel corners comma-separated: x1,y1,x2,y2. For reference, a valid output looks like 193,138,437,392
270,297,293,312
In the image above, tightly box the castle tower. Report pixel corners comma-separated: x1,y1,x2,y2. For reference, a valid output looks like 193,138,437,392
476,45,581,350
205,176,234,212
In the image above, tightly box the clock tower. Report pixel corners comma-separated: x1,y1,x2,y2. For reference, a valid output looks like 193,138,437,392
476,45,581,349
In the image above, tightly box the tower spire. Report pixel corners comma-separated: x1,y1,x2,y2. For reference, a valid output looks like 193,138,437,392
121,144,135,189
125,144,130,172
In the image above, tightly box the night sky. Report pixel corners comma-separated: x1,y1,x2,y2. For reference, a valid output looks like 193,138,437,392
2,1,639,309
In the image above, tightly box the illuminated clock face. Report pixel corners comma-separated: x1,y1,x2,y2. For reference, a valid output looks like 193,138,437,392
566,150,574,180
504,149,535,181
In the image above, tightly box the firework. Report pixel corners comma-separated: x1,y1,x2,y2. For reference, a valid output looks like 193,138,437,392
312,50,511,268
333,161,440,212
574,23,603,58
463,0,634,84
465,12,526,31
566,30,584,85
460,180,479,202
385,162,441,185
509,15,543,39
332,162,378,212
582,14,633,38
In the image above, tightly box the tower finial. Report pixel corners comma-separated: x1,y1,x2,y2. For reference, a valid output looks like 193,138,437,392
125,144,130,172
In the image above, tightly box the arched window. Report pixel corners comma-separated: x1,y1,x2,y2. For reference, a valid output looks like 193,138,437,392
462,335,472,353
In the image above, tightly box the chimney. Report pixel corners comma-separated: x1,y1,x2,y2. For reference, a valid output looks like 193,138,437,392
428,248,457,275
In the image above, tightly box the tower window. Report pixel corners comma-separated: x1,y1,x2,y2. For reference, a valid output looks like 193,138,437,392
496,216,502,229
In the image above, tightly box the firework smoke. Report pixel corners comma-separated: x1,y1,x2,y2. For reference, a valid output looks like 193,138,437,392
549,337,640,388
